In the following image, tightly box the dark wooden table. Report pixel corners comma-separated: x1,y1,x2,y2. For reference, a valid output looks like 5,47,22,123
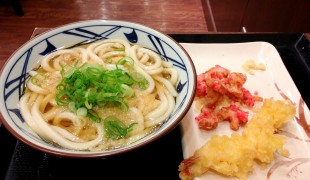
0,0,211,69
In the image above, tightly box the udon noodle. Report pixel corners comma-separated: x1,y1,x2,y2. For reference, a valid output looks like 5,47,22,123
19,38,179,151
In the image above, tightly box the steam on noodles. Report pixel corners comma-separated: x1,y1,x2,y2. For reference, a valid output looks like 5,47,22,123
19,38,179,151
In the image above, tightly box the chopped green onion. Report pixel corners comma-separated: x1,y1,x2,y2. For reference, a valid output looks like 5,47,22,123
118,56,134,69
103,116,137,140
130,72,144,81
77,107,87,116
121,84,134,97
86,110,102,122
55,62,148,122
68,102,76,111
31,73,45,86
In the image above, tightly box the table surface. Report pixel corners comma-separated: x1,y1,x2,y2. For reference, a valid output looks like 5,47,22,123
0,0,211,70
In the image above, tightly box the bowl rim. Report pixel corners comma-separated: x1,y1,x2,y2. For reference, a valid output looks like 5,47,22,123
0,19,197,158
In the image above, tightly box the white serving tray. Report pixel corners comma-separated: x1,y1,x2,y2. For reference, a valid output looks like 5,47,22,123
180,42,310,180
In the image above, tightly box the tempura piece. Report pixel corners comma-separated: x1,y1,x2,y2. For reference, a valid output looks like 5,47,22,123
179,98,296,180
195,65,263,131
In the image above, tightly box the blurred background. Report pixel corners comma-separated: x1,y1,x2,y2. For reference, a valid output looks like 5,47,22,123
1,0,310,65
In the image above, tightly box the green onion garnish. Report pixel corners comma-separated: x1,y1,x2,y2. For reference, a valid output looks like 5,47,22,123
103,116,137,140
55,61,148,126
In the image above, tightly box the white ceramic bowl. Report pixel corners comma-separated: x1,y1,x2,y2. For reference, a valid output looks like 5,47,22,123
0,20,196,158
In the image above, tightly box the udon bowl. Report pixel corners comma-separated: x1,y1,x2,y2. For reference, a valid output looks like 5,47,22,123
0,20,196,158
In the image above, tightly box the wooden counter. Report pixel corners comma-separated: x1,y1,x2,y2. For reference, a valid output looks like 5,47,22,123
1,0,309,70
0,0,210,69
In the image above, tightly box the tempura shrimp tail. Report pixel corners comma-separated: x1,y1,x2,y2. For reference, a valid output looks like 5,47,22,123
179,155,202,180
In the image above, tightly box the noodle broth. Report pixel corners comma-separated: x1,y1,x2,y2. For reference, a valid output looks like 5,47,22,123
19,38,179,151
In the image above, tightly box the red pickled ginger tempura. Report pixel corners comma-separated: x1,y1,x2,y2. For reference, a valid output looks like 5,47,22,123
194,65,263,131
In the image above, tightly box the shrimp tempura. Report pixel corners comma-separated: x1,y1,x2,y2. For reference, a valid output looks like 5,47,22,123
179,98,296,180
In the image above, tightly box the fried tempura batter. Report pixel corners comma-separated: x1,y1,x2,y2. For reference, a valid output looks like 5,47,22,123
242,59,266,75
195,65,262,131
179,98,296,180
